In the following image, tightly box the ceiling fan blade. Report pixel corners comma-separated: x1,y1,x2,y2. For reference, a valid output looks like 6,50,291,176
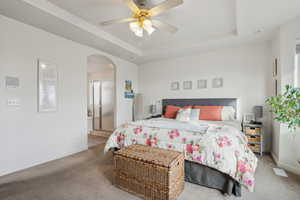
149,0,183,17
100,18,136,26
124,0,140,14
152,20,178,33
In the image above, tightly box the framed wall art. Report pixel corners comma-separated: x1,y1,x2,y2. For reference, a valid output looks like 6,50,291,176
212,78,223,88
38,60,58,112
197,79,207,89
125,80,134,99
183,81,192,90
171,81,180,91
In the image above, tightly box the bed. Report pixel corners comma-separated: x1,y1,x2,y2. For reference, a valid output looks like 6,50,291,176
104,98,258,196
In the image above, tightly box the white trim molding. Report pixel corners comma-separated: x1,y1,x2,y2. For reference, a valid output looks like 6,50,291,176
271,151,300,176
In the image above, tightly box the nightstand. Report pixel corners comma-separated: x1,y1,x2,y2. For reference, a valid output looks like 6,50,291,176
242,123,263,156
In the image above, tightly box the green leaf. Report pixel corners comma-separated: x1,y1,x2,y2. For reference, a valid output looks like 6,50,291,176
266,85,300,132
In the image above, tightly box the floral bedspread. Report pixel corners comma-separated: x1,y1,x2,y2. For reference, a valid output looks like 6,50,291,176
104,119,258,191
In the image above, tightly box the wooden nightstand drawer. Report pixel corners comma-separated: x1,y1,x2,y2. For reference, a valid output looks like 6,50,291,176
247,135,261,143
248,143,260,152
245,127,261,135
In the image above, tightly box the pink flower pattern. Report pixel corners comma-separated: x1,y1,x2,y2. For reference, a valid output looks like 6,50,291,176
145,135,158,147
193,155,203,163
134,126,143,135
213,152,221,160
116,133,125,147
237,160,249,173
168,129,180,139
244,179,253,187
216,136,232,147
106,123,257,192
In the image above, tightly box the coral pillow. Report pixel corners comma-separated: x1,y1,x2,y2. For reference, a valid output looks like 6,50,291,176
193,106,224,121
164,105,181,119
164,105,192,119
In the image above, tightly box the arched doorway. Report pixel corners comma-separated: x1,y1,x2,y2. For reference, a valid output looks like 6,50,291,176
86,55,116,146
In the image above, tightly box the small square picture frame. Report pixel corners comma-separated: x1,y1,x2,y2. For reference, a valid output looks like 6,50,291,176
171,81,180,91
212,78,223,88
197,79,207,89
183,81,192,90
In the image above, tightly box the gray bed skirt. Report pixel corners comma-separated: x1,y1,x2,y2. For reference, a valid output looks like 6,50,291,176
185,160,241,197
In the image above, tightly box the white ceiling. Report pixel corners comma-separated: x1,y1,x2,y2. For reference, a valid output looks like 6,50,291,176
1,0,300,64
48,0,236,51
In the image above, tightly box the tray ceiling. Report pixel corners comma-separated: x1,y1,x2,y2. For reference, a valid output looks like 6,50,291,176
1,0,300,64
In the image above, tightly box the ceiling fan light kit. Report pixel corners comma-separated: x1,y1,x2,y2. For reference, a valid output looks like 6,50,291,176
129,18,155,37
101,0,183,37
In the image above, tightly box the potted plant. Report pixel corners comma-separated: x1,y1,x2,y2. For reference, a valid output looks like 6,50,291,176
266,85,300,166
266,85,300,132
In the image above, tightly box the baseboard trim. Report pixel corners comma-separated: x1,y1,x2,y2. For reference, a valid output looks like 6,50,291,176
0,145,88,177
90,130,112,138
277,162,300,176
271,152,279,165
271,152,300,176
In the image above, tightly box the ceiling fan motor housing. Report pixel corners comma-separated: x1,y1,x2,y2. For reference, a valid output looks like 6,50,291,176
135,0,149,9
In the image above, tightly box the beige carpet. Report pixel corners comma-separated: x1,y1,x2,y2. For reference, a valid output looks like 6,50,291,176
1,143,300,200
88,135,107,148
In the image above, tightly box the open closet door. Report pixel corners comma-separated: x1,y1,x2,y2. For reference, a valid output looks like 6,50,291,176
92,80,101,131
101,80,114,131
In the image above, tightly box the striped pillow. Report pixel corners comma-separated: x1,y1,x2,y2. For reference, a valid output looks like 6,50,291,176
176,108,192,121
190,109,200,121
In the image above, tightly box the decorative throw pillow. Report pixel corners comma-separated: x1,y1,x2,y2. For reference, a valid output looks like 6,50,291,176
190,109,200,121
221,106,235,120
193,106,223,121
176,108,192,121
164,105,181,119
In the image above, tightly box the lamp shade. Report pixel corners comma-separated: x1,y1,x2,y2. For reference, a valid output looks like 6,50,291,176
253,106,263,118
150,104,157,115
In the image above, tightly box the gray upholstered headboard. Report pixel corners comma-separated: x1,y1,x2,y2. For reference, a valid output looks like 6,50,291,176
162,98,238,118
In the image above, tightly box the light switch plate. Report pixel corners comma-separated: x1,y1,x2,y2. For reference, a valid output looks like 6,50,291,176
7,99,20,106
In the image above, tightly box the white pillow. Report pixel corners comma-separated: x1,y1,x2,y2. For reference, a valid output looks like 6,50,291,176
221,106,235,121
190,109,200,121
176,108,192,121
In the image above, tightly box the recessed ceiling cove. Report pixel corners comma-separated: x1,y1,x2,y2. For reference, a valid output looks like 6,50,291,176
48,0,237,51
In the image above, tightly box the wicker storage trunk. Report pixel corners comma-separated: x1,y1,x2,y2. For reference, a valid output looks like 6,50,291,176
113,144,184,200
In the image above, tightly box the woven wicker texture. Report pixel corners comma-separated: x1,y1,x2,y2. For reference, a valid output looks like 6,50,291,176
114,144,183,167
114,144,184,200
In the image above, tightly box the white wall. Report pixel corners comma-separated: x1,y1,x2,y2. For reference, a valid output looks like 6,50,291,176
139,43,273,151
270,31,281,160
271,16,300,175
0,15,138,176
88,71,114,81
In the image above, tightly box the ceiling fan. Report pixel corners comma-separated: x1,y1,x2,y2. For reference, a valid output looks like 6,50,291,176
100,0,183,37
